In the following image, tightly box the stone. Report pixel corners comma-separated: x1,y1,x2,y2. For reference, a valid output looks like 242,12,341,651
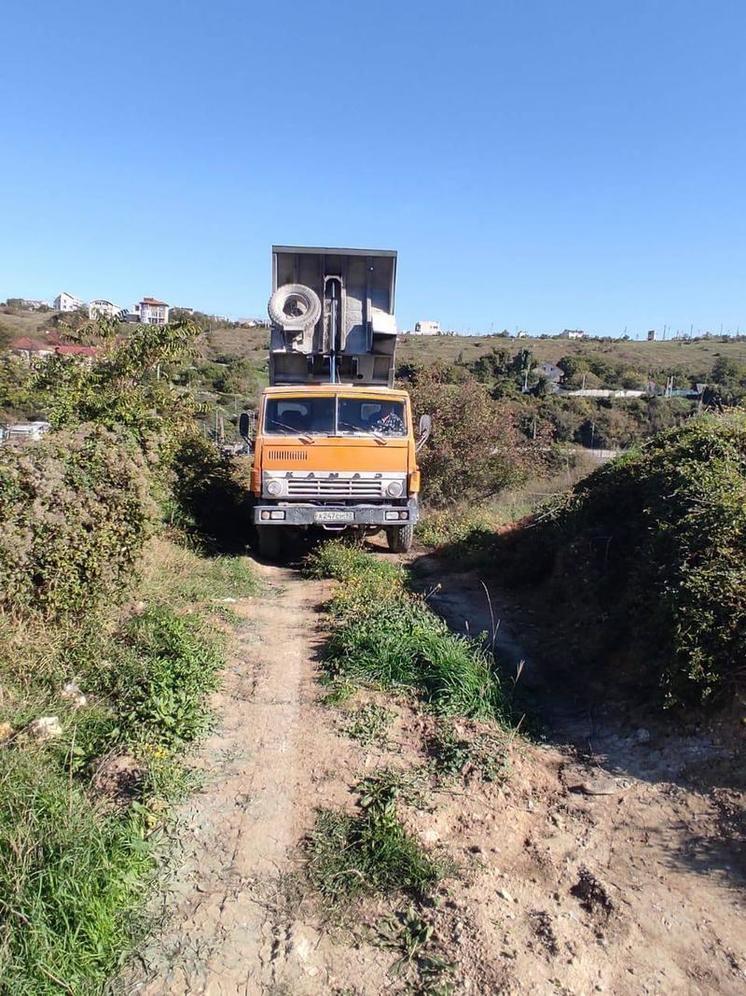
27,716,62,740
61,682,87,708
570,774,623,796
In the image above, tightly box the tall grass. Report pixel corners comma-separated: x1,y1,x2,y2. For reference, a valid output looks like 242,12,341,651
0,755,152,995
0,538,258,992
306,542,507,721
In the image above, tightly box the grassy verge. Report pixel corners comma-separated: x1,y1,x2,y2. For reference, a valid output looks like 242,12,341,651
305,541,521,991
0,535,258,994
306,542,507,721
414,459,600,568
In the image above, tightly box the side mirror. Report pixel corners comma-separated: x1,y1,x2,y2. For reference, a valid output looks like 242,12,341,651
416,413,432,453
238,411,255,451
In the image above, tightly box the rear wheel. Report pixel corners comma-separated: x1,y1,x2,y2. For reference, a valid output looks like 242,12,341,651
386,523,414,553
256,525,283,561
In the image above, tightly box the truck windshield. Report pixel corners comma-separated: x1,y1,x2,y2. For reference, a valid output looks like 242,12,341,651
264,397,335,435
337,398,407,437
263,396,407,437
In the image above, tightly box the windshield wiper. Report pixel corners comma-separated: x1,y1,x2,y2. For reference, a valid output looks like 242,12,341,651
338,420,387,444
267,418,315,443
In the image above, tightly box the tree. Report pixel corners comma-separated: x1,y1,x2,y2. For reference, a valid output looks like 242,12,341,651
408,368,545,506
32,317,201,446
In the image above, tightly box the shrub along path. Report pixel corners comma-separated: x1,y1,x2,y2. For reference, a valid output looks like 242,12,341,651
126,545,745,996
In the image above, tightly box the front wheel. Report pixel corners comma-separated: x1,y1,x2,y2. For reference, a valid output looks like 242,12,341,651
256,525,283,561
386,523,414,553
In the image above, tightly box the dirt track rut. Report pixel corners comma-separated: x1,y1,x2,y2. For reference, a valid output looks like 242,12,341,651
127,563,388,994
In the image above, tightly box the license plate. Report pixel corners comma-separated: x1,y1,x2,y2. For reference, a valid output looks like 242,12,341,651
315,510,355,523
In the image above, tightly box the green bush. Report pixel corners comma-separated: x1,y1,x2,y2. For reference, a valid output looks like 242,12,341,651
170,433,252,552
500,412,746,706
109,605,223,747
406,367,546,506
0,426,155,617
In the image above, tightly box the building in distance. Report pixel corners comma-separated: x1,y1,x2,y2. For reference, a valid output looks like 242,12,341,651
54,291,84,312
412,320,441,335
136,297,169,325
88,299,123,320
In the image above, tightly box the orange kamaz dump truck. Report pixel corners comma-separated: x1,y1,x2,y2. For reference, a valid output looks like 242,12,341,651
245,246,430,560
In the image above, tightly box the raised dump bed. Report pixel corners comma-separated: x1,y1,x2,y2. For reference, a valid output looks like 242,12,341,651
268,245,398,386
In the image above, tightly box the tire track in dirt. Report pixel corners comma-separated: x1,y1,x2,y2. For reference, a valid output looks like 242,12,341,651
125,561,394,996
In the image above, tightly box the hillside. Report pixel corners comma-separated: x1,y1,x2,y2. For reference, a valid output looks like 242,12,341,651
5,306,746,378
398,330,746,378
0,309,55,341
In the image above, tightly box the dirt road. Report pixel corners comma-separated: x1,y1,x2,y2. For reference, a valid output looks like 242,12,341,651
126,555,746,995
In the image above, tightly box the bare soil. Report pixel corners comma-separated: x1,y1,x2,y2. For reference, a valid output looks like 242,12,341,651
124,553,746,996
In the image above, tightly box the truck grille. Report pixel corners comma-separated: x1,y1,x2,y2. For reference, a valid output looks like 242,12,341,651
267,449,308,462
286,478,384,499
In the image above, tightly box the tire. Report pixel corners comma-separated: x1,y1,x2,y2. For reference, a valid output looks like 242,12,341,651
386,523,414,553
256,525,283,561
268,283,321,330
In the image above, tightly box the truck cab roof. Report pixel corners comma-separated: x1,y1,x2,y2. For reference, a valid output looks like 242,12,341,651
260,384,410,400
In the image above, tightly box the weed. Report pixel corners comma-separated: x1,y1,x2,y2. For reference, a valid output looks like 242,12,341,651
326,598,505,719
342,703,395,746
0,536,235,994
139,536,259,610
305,772,441,905
108,605,223,747
305,541,402,586
357,768,430,811
416,508,499,564
376,905,455,991
320,680,357,707
0,752,153,995
427,719,510,785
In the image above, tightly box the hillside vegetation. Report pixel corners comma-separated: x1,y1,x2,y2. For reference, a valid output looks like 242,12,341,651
442,412,746,709
397,329,746,377
4,307,746,451
0,317,258,991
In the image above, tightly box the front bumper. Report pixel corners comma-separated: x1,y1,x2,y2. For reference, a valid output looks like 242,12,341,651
252,498,419,527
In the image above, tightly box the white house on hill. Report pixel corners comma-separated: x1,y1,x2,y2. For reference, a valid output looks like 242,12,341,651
88,299,122,319
413,320,441,335
54,291,84,312
137,297,169,325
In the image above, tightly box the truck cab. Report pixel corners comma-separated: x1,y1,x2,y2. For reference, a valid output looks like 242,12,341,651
250,383,421,557
249,245,428,558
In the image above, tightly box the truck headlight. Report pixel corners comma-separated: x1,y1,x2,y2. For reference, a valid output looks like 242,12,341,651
386,480,404,498
266,479,283,496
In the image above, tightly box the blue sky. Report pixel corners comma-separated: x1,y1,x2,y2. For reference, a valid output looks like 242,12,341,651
1,0,745,336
